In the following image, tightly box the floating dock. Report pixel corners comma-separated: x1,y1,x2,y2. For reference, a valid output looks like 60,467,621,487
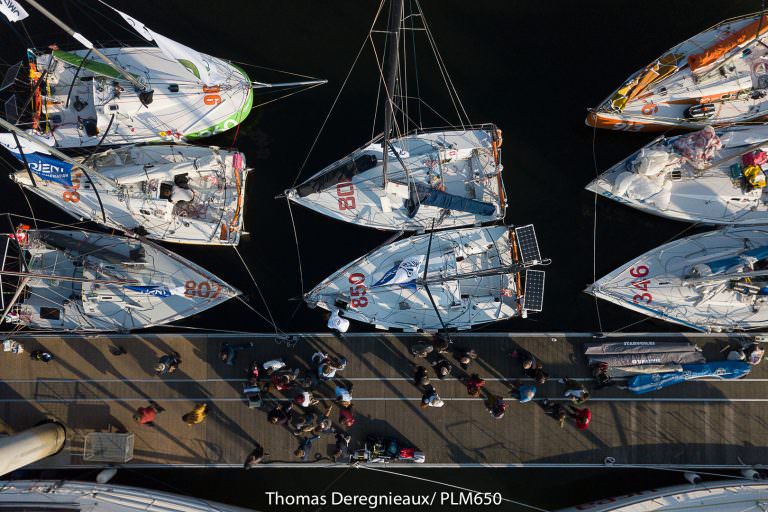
1,332,765,468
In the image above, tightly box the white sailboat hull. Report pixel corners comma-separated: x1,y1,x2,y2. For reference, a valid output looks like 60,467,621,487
32,47,252,148
588,227,768,332
12,144,249,246
587,13,768,132
6,229,240,332
306,225,535,331
587,125,768,224
289,126,506,231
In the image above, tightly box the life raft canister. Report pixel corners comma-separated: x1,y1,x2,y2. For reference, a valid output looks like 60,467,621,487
684,103,716,120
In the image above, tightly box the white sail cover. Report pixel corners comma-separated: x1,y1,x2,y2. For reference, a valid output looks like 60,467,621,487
111,6,229,86
0,0,28,22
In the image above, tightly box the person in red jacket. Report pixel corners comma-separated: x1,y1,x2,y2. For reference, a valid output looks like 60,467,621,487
133,401,163,426
569,406,591,430
464,374,486,397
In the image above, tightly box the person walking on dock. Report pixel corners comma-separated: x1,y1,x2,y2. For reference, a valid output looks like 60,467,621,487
512,346,548,384
334,383,353,407
488,393,507,419
454,347,477,370
561,377,590,405
267,403,293,426
30,350,54,363
339,406,356,428
154,351,181,375
410,342,434,359
510,380,536,403
541,399,567,428
293,390,319,408
309,404,336,435
420,385,444,408
292,413,317,436
262,358,286,375
414,366,430,387
333,432,352,462
294,434,321,461
464,373,486,397
243,443,266,469
182,403,208,425
133,401,164,426
432,358,452,380
568,406,591,430
312,351,347,381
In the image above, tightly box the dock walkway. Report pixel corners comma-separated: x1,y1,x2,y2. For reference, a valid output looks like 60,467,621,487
1,332,765,468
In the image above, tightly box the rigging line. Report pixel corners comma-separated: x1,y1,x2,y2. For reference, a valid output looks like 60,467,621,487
249,82,325,111
414,0,469,127
15,183,38,230
291,0,388,188
357,467,549,511
371,34,384,141
228,60,324,81
590,122,604,332
232,244,279,338
286,197,305,295
235,294,287,336
409,0,423,129
303,466,356,512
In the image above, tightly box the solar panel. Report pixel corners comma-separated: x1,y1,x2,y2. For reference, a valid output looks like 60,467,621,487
0,62,21,92
4,95,18,125
522,269,545,312
515,224,541,264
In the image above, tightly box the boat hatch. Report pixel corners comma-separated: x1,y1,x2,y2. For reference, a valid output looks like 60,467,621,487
514,224,541,264
522,269,545,312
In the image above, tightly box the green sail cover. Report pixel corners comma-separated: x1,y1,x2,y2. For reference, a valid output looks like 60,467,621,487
51,50,139,81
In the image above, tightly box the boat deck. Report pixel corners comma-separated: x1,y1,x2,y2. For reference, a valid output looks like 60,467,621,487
1,332,766,468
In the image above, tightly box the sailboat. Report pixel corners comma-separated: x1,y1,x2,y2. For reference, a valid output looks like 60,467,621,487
285,0,506,231
587,226,768,332
587,12,768,132
0,225,239,331
305,224,547,331
1,0,324,149
586,124,768,224
0,118,250,246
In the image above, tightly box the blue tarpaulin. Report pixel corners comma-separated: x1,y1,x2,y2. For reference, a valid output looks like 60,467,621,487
627,361,751,394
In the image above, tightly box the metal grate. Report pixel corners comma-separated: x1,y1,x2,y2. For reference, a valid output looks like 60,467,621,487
514,224,541,264
83,432,134,462
522,269,545,312
4,95,19,125
0,62,22,92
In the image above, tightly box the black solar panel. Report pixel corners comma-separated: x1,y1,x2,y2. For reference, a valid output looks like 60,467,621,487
522,269,545,312
0,62,21,92
4,95,18,125
515,224,541,264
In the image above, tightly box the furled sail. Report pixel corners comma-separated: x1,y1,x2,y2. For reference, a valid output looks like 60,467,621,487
109,6,229,86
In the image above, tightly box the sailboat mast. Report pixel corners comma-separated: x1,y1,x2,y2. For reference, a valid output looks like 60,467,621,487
381,0,403,185
21,0,150,95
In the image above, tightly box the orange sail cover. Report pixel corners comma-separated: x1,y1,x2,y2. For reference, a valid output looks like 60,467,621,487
688,15,768,72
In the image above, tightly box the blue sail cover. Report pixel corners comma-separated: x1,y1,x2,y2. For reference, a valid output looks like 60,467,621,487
7,149,73,186
706,246,768,274
627,361,751,394
420,188,496,216
124,285,173,297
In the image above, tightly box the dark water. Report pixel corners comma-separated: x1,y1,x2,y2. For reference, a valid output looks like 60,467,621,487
0,0,761,510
